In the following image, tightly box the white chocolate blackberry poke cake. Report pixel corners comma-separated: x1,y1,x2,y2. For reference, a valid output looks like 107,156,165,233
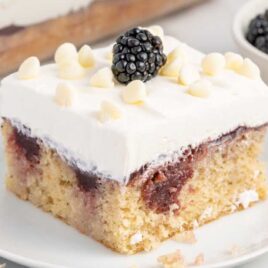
1,26,268,254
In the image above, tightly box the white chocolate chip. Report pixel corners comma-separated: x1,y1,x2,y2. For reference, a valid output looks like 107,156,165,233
202,53,226,76
18,56,40,80
90,67,114,88
122,80,147,104
54,43,78,65
130,232,143,245
58,61,85,80
225,52,243,71
178,65,200,86
54,82,75,107
98,101,122,122
160,58,183,77
78,45,95,68
187,79,212,98
238,58,260,79
146,25,164,40
167,45,188,63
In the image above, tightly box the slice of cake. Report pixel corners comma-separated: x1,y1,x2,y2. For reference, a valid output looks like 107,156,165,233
0,0,202,75
1,26,268,254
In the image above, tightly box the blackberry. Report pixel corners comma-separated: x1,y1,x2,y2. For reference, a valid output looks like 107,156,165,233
246,11,268,54
112,27,167,84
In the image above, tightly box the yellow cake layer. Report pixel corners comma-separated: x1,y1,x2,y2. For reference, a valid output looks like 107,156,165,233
2,120,267,254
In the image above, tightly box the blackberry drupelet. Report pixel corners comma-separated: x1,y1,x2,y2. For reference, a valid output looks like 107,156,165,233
112,28,167,84
246,11,268,54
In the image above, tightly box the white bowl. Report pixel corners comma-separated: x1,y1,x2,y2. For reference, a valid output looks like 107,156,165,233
233,0,268,82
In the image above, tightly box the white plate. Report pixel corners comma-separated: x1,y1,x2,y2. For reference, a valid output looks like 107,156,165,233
0,142,268,268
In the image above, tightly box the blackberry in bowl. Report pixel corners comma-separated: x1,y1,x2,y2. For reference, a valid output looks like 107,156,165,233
111,27,167,84
233,0,268,82
246,11,268,54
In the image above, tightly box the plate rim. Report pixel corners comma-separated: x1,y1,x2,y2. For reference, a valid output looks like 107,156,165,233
0,218,268,268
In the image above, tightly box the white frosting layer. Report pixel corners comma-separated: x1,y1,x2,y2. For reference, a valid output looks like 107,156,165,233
0,0,92,28
1,36,268,183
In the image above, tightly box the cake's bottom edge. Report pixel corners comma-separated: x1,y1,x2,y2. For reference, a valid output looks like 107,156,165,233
1,119,268,254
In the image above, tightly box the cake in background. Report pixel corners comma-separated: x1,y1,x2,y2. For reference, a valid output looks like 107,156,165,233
0,0,204,75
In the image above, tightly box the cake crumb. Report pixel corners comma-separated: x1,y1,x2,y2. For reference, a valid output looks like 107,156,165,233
157,250,186,268
228,244,241,256
173,230,197,244
193,253,204,265
129,265,138,268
